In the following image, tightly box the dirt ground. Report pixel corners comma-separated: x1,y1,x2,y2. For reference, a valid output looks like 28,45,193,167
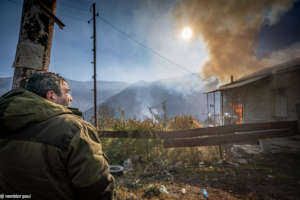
114,151,300,200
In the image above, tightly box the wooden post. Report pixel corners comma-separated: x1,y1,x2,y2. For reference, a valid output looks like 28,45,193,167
91,3,98,129
213,92,216,124
206,93,209,123
296,103,300,133
12,0,64,89
221,91,224,125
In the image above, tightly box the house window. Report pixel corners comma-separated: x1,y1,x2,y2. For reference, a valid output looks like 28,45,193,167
275,95,287,117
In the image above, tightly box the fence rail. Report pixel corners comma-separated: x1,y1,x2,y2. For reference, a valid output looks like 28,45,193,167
159,121,297,139
98,120,299,148
163,128,296,148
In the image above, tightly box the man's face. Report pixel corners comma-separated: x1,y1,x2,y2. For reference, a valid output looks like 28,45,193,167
56,81,72,107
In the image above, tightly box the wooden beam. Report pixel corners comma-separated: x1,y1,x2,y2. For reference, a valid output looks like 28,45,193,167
12,0,59,88
99,130,157,138
159,120,298,139
39,1,65,29
163,128,297,148
98,121,298,139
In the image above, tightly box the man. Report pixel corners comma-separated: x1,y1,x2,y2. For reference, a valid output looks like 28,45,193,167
0,72,115,200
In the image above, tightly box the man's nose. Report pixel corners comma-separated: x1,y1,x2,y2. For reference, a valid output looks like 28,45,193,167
69,95,73,102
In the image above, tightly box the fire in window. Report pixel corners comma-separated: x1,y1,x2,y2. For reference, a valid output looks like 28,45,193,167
233,104,243,124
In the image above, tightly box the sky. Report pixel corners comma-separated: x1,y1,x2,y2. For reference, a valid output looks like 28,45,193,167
0,0,299,83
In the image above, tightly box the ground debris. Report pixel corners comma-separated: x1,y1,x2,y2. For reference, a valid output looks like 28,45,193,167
115,151,300,199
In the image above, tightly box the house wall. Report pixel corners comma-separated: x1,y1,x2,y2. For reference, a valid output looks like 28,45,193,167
222,68,300,124
275,69,300,121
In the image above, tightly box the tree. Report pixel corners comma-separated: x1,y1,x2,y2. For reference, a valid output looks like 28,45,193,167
162,100,168,129
98,104,115,130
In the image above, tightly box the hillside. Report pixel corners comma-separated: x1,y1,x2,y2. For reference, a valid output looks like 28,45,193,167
0,77,12,95
0,77,129,112
83,74,218,122
67,79,129,112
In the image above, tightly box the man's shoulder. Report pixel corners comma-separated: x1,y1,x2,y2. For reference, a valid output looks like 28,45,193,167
51,113,98,140
54,113,95,131
26,113,97,151
52,113,101,150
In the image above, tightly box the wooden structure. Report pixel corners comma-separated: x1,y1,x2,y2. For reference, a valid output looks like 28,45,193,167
98,60,300,153
99,120,298,148
12,0,64,88
163,121,298,148
205,59,300,125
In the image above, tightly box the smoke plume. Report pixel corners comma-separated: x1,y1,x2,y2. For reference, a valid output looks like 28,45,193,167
175,0,294,82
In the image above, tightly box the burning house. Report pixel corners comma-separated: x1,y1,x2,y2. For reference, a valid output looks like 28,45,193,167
206,58,300,126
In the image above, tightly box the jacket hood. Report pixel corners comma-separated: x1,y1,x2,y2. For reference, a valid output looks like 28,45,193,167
0,88,81,133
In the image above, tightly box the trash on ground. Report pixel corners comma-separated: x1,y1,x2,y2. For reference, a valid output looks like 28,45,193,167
123,158,133,171
181,188,186,194
160,185,169,194
202,188,208,198
109,165,124,176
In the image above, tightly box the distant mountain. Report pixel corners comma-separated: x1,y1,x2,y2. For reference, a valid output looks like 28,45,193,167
84,74,217,122
0,77,129,112
67,79,129,112
1,74,220,121
0,77,12,95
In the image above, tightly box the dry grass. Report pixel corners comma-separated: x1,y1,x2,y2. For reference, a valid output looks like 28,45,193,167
114,151,300,200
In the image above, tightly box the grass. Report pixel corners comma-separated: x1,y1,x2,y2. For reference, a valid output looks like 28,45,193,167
97,114,300,199
114,151,300,199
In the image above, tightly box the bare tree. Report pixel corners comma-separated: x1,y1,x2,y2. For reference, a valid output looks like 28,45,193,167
98,104,115,130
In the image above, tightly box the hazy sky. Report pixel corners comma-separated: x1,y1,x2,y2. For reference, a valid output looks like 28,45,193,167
0,0,299,83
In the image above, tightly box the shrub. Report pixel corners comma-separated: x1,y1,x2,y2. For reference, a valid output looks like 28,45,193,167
99,110,220,168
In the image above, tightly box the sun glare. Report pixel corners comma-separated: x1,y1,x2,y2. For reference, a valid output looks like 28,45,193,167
181,27,193,40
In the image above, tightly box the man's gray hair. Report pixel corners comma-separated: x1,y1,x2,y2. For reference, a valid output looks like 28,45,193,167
25,72,66,98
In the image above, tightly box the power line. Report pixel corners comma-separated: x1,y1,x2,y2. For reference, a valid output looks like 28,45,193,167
46,0,203,78
53,0,202,77
7,0,203,79
6,0,20,5
59,12,88,23
98,16,201,77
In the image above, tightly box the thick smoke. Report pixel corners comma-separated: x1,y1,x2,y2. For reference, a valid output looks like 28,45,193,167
262,42,300,65
175,0,294,82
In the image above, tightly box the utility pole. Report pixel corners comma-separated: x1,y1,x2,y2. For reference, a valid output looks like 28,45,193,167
90,3,99,129
12,0,64,88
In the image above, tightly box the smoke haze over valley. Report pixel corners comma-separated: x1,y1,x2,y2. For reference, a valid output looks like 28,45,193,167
0,75,218,123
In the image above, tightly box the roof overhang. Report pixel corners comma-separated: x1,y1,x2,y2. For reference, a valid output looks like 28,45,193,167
204,58,300,94
204,75,268,94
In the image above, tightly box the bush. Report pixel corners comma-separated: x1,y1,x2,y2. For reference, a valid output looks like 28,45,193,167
99,110,219,168
168,114,202,130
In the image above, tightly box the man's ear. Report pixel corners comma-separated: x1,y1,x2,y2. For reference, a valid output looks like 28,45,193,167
45,90,57,102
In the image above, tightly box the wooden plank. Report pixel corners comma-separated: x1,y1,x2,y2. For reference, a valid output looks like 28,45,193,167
159,120,298,139
163,128,297,148
99,130,156,138
39,1,65,29
98,121,298,139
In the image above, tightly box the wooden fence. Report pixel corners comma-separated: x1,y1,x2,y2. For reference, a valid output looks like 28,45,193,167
98,120,299,148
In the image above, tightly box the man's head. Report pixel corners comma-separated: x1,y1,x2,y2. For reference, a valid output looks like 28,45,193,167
25,72,72,107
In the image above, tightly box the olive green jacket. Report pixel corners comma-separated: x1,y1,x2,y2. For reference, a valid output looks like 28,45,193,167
0,88,115,200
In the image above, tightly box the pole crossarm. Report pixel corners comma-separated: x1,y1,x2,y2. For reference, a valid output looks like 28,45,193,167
39,1,65,29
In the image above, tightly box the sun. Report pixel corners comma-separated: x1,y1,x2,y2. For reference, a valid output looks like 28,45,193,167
181,27,193,40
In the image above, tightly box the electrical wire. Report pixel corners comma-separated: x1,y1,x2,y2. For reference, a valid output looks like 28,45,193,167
7,0,20,5
98,16,201,77
5,0,203,79
57,1,202,78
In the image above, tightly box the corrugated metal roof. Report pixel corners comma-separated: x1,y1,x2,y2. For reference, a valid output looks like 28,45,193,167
205,58,300,94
